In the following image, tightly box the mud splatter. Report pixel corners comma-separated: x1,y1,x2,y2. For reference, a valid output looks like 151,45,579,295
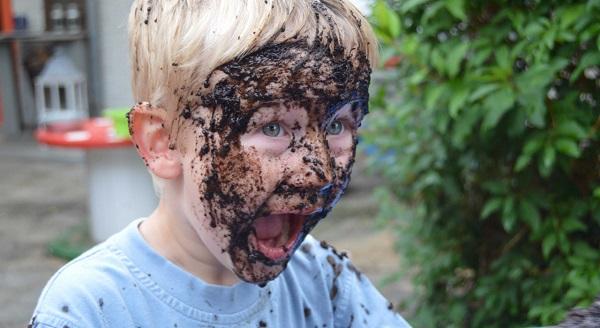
301,243,313,255
304,306,312,318
346,262,363,281
360,303,370,316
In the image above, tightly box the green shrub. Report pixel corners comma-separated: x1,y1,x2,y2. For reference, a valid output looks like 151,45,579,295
363,0,600,327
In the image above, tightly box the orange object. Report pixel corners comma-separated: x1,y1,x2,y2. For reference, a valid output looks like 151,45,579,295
384,55,402,69
35,118,132,148
0,0,15,33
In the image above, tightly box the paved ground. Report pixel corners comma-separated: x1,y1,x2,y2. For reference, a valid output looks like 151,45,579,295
0,136,411,327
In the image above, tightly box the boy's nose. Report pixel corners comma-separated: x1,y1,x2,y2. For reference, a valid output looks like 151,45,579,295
285,134,334,191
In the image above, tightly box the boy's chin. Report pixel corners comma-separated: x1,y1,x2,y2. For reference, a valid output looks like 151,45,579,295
232,260,287,285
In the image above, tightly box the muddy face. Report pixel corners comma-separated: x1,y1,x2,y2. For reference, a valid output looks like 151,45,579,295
173,36,370,283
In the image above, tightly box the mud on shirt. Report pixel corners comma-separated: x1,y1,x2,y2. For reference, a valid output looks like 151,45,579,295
30,219,410,328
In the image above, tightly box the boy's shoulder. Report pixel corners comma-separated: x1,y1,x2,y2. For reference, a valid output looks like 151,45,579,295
30,229,143,328
285,235,411,328
290,235,369,292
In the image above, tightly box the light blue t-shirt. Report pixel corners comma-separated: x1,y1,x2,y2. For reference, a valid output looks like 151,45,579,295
30,219,410,327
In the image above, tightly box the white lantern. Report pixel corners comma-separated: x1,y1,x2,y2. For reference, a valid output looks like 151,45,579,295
35,48,88,126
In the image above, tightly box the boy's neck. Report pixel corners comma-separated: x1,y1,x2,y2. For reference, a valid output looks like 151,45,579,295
139,199,240,286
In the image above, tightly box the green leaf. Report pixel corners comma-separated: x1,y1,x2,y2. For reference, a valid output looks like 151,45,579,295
542,234,557,258
408,68,429,85
422,2,445,24
524,21,544,38
565,287,585,301
554,138,581,158
502,197,517,232
514,154,532,172
555,121,587,139
558,5,586,29
482,180,508,194
519,200,541,232
495,46,512,71
518,91,546,128
447,42,470,78
570,52,600,82
573,241,599,260
523,136,544,156
388,12,402,39
445,0,467,20
470,47,492,67
449,83,470,117
469,84,499,102
594,187,600,199
542,144,556,172
542,27,556,49
563,217,586,233
372,1,402,39
400,0,429,13
425,84,448,110
516,59,568,90
482,197,503,219
557,232,570,253
451,106,480,147
430,49,447,75
482,88,515,130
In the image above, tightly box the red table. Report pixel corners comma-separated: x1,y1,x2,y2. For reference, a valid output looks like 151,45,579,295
36,118,157,241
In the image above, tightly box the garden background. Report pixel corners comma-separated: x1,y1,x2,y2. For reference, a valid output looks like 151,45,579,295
0,0,599,327
365,0,600,327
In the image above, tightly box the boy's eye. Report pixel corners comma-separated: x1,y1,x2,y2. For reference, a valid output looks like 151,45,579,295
262,122,283,137
326,119,344,135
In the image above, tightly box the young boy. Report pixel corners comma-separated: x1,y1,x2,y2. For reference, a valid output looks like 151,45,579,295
30,0,411,327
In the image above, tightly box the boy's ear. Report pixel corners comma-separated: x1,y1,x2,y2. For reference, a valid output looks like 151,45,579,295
128,103,182,180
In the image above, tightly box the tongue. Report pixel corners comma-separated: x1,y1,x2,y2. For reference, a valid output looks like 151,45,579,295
254,214,284,240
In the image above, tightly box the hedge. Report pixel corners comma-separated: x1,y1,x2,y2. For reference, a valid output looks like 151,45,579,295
364,0,600,326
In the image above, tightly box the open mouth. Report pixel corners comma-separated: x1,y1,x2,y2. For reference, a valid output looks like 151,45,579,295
249,213,307,261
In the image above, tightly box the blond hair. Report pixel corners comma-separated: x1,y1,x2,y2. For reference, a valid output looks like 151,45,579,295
128,0,378,113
